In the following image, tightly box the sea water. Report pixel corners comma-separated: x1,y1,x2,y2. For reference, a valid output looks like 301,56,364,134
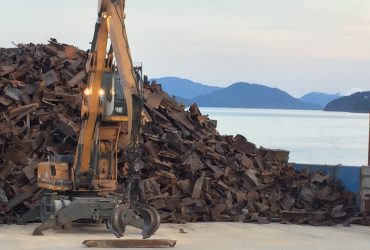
199,108,369,166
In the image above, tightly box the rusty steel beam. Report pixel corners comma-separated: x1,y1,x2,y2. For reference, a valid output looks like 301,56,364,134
82,239,177,248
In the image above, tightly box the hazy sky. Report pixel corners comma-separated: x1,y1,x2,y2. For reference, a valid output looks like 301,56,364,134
1,0,370,97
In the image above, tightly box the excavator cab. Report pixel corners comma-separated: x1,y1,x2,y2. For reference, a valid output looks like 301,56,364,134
101,71,128,119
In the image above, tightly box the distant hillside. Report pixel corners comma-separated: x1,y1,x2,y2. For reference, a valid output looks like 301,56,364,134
151,77,221,100
324,91,370,113
193,82,322,110
300,92,341,107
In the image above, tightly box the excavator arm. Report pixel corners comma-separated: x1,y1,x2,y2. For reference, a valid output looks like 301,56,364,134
74,0,140,189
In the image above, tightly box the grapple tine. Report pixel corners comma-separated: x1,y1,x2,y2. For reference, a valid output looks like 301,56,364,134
107,205,127,238
148,206,161,234
139,206,161,239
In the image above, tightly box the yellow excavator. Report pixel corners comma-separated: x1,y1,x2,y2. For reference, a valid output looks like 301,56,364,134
33,0,160,239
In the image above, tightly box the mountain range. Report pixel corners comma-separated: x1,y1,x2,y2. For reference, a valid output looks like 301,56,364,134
152,77,368,112
153,77,321,110
298,87,367,108
299,92,341,107
151,77,220,100
324,91,370,113
193,82,321,110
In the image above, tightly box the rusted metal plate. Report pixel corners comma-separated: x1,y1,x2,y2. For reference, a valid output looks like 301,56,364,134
0,187,8,203
192,172,206,200
82,239,177,248
42,70,59,86
146,93,164,109
182,152,204,173
67,70,85,87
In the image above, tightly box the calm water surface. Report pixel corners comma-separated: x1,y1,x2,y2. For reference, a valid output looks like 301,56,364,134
199,108,369,166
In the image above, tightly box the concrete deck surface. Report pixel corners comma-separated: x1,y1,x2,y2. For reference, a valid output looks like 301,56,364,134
0,223,369,250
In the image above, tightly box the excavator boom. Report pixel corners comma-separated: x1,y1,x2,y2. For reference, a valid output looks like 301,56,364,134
76,0,139,186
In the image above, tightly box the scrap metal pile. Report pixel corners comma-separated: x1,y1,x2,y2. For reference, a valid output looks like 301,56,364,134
0,40,85,223
0,41,355,225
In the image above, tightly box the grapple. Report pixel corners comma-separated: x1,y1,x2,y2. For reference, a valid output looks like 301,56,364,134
106,92,161,239
107,204,161,239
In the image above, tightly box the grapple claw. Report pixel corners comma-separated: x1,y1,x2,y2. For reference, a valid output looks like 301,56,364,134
140,206,161,239
106,205,160,239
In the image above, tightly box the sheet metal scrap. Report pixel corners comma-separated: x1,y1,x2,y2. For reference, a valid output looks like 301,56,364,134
0,40,355,226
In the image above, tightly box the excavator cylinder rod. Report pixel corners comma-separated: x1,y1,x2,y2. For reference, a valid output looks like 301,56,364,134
83,239,176,248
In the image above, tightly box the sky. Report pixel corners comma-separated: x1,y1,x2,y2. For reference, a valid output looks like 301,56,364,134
1,0,370,97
